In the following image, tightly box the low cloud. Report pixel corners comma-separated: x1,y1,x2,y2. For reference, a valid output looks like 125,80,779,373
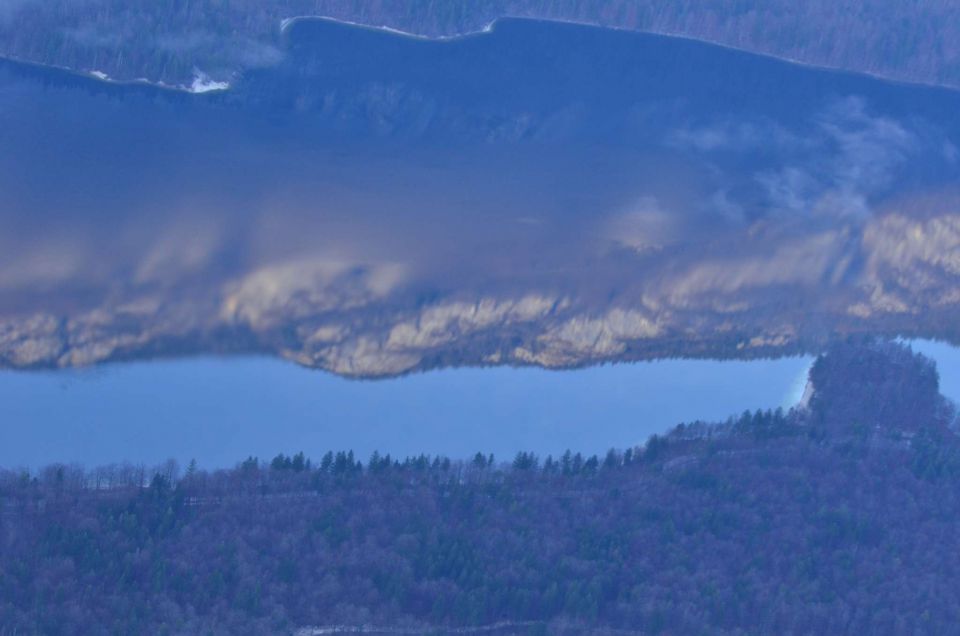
603,196,678,251
669,97,926,222
667,119,802,153
814,96,917,211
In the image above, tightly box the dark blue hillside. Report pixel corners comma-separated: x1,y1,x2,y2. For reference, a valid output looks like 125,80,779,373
3,16,960,148
1,16,958,260
231,17,960,144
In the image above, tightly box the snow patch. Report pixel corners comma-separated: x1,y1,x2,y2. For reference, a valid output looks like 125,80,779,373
279,15,491,41
189,71,229,93
786,360,815,409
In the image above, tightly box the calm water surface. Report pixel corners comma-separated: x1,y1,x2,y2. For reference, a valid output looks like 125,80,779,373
3,341,956,469
0,356,815,469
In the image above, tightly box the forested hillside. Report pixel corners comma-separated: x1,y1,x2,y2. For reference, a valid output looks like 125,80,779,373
1,341,959,634
2,1,960,89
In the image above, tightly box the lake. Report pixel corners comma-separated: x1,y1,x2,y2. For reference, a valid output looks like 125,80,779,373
0,355,816,469
3,339,955,469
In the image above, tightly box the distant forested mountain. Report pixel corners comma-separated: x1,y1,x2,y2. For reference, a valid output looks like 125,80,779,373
3,341,960,634
5,16,960,377
2,1,960,89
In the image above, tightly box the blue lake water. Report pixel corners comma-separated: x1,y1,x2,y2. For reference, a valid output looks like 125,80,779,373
1,355,816,469
2,340,957,469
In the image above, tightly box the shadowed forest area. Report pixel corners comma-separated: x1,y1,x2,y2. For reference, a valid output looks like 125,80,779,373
3,341,960,634
4,1,960,90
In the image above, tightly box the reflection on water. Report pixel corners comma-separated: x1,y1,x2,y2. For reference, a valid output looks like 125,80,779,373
0,355,813,469
1,18,960,376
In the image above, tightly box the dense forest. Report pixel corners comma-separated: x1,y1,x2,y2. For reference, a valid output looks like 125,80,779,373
2,1,960,90
1,341,960,634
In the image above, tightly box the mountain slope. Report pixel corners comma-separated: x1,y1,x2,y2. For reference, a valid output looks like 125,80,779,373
2,18,960,375
3,1,960,91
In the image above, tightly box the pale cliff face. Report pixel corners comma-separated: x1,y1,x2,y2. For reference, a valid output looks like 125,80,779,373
5,205,960,377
